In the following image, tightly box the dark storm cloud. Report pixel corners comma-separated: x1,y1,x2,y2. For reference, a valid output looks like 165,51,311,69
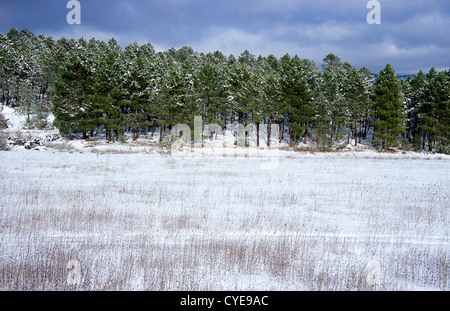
1,0,448,74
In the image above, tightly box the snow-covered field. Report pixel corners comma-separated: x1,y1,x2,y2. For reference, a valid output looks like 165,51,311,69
0,106,449,290
0,147,449,290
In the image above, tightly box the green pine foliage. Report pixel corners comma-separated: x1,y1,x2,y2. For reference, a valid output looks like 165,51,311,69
1,28,448,153
51,41,96,138
90,39,126,142
343,65,373,146
0,106,7,130
280,54,316,145
372,64,405,149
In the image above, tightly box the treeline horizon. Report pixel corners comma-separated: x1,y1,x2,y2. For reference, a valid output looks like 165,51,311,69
1,28,448,153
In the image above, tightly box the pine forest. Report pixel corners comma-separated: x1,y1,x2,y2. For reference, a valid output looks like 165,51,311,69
1,28,448,153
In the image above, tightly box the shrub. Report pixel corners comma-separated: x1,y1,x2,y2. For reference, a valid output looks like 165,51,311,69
0,132,10,151
23,119,53,130
0,108,8,130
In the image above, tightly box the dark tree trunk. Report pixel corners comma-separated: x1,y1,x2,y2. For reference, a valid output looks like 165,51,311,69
133,127,139,141
279,121,282,144
256,122,260,147
304,124,308,144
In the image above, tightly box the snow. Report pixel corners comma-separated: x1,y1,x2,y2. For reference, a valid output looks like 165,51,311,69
1,105,60,149
1,105,449,290
1,146,449,290
1,105,27,132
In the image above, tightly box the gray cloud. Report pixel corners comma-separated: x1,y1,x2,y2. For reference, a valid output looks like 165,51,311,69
1,0,448,74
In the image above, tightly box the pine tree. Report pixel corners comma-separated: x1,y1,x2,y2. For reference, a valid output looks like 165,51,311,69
434,70,449,154
403,71,427,150
280,54,315,145
0,33,7,103
1,29,21,106
372,64,404,149
320,54,349,146
195,59,226,127
51,39,96,138
248,64,267,147
238,49,256,68
121,41,160,140
227,61,252,128
359,66,375,142
176,54,199,127
153,53,174,142
0,105,7,129
421,68,449,153
90,38,126,142
154,50,197,141
343,63,372,145
18,79,39,124
261,56,284,146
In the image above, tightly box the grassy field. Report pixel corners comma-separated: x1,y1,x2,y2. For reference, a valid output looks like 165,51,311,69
0,149,448,290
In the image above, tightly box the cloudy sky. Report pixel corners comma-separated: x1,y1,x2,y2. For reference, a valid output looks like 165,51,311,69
1,0,448,74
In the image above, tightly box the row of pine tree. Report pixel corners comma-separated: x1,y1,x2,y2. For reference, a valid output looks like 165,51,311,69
1,28,449,153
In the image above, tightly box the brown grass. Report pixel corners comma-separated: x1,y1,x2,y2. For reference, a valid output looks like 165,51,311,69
0,152,448,291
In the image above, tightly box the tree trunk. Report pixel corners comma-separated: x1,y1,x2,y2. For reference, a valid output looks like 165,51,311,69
304,125,308,145
289,128,293,146
359,116,362,144
6,88,10,106
256,122,260,147
267,119,271,147
428,134,433,152
279,120,284,144
105,127,110,143
363,114,369,140
330,128,333,147
26,101,31,123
